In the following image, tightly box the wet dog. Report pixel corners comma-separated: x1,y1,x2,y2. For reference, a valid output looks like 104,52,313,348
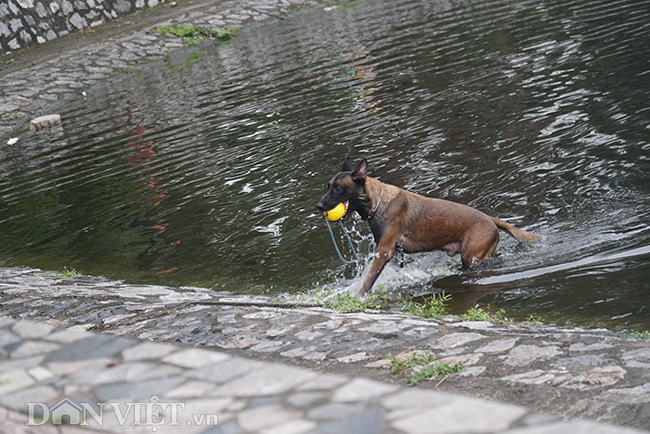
316,157,546,297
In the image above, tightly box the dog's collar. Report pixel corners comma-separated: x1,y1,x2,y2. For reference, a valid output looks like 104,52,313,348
368,188,384,220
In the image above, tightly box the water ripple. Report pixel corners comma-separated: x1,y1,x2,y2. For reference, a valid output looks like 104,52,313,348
1,0,649,330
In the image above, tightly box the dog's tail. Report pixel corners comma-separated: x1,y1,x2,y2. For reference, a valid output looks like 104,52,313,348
492,218,547,242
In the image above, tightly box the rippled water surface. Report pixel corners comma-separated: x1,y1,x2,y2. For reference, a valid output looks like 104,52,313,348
2,0,650,331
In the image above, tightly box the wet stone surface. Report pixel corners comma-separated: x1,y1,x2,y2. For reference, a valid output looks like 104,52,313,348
1,0,649,430
0,0,323,135
0,267,650,432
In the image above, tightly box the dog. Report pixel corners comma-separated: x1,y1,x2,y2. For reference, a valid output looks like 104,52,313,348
316,157,546,297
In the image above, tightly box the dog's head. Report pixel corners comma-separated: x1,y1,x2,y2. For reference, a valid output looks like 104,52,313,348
316,157,371,221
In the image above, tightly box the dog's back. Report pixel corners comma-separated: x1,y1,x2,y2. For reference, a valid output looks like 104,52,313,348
317,158,545,296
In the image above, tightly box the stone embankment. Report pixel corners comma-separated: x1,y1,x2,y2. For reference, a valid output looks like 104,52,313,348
0,0,161,53
0,0,323,135
1,267,649,433
2,0,650,430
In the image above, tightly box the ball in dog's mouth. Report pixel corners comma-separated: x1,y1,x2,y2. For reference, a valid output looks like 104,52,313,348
324,200,349,221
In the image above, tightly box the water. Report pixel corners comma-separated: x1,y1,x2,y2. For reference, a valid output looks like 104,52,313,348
1,0,650,332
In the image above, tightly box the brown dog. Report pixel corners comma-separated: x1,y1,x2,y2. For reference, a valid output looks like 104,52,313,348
317,157,546,297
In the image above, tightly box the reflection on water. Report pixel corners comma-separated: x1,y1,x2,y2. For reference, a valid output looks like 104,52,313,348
1,0,649,331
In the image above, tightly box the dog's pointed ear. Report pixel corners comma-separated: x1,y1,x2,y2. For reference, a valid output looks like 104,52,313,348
342,156,353,172
351,158,368,183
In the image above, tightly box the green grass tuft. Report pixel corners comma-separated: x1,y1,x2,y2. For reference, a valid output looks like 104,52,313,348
322,293,386,312
208,26,239,39
526,314,543,326
122,65,142,73
635,330,649,339
386,351,437,374
53,267,81,278
461,304,512,324
156,24,238,46
156,24,196,37
405,360,466,386
402,292,450,318
183,37,202,46
385,351,465,386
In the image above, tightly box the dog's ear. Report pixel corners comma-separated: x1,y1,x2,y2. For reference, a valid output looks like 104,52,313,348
351,158,368,183
342,156,353,172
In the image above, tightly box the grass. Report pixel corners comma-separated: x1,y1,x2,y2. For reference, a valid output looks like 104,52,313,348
212,27,239,39
273,287,387,312
274,285,392,312
400,295,513,324
156,24,197,37
322,293,387,312
122,65,142,73
156,24,239,46
183,37,203,46
461,304,512,324
635,330,649,339
403,297,532,326
387,351,436,374
385,351,466,386
53,267,81,278
526,314,543,326
402,292,450,318
407,361,466,386
297,287,524,326
312,290,516,321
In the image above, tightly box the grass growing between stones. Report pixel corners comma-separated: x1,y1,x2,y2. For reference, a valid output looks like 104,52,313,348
461,304,513,324
401,295,523,325
526,314,543,326
53,267,81,278
322,293,388,312
212,27,239,39
123,65,142,73
156,24,239,46
385,351,466,386
291,287,525,323
156,24,197,37
401,292,450,317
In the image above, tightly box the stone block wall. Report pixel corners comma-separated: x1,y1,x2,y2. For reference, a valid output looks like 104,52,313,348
0,0,158,52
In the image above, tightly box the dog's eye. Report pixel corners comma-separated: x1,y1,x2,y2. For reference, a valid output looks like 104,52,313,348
333,185,342,192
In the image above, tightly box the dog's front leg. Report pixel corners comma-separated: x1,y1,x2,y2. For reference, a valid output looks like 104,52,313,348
354,235,398,298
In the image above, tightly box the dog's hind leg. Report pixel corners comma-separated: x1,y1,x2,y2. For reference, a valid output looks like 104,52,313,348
460,223,500,267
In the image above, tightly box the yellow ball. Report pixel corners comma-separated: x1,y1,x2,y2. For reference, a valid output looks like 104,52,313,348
324,202,347,221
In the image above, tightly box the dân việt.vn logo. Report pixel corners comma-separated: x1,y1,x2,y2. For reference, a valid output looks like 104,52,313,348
26,395,218,430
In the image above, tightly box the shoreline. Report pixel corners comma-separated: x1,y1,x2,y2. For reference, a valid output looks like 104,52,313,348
0,0,327,136
2,0,650,429
1,266,649,430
